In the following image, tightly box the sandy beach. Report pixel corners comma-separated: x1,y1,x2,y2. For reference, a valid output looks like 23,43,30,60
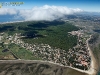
85,35,99,75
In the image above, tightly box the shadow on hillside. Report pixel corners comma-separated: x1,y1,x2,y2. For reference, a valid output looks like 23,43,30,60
21,30,44,38
19,21,65,38
0,26,14,32
28,21,65,28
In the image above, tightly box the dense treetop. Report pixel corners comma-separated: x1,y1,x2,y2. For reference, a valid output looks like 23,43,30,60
0,21,79,51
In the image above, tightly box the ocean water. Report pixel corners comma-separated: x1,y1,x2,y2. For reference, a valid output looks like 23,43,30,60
0,15,24,23
0,18,15,23
98,72,100,75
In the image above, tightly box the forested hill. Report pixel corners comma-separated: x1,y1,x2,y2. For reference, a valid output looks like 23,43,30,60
0,21,79,51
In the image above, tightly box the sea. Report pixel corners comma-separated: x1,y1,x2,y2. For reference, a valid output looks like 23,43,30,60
98,69,100,75
0,15,24,23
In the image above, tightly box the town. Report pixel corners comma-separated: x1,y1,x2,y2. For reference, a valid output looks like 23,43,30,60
0,30,91,70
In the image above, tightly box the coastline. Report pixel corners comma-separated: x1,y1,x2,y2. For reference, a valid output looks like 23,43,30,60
0,20,50,24
65,35,99,75
0,33,99,75
0,20,25,24
85,35,99,75
66,35,99,75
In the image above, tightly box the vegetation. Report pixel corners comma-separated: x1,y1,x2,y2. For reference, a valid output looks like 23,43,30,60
0,47,10,59
0,21,79,51
8,44,42,60
0,44,15,59
0,42,41,60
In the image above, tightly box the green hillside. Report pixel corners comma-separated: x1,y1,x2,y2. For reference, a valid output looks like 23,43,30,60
0,21,79,51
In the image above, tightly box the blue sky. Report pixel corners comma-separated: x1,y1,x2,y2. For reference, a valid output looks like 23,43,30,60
0,0,100,12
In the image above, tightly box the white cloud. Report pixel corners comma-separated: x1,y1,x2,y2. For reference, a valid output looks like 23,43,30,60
19,5,83,21
0,5,83,21
0,8,18,15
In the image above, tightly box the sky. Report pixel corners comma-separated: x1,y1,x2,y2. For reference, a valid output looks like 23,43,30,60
0,0,100,21
0,0,100,12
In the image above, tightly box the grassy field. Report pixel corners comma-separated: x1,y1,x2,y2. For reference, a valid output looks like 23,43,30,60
8,44,41,60
0,46,15,59
0,43,41,60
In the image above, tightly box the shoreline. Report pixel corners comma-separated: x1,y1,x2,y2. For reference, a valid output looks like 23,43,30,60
0,35,98,75
0,20,26,24
85,35,99,75
0,20,52,24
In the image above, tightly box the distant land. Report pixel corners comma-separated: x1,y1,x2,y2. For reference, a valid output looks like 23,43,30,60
0,12,100,23
0,12,100,75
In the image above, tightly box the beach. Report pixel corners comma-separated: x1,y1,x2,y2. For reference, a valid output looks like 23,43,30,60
0,33,99,75
85,35,99,75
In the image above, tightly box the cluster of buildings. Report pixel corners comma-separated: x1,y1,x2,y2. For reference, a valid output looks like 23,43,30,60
0,32,4,42
67,30,91,70
7,33,70,66
0,31,91,70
